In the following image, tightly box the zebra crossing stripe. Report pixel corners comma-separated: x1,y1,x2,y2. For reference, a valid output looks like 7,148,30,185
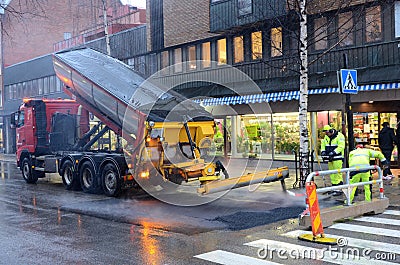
384,210,400,216
330,223,400,238
356,216,400,226
245,239,395,265
284,230,400,254
194,250,281,265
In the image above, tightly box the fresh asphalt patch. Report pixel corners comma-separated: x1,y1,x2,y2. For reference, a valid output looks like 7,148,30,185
212,206,305,230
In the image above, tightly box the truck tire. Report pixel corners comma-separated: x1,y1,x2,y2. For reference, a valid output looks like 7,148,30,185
21,157,38,184
101,163,121,197
79,161,100,194
61,160,80,191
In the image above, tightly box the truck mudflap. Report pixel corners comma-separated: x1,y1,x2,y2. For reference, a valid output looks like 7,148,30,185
197,166,289,195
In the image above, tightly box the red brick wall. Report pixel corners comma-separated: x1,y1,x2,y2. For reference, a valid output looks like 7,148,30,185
146,0,218,51
2,0,126,66
163,0,217,47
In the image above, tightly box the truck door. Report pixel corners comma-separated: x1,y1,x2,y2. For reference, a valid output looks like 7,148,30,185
16,107,35,154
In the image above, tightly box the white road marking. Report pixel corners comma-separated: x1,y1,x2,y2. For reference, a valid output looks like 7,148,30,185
383,210,400,216
194,250,281,265
284,230,400,254
329,223,400,238
356,216,400,226
245,239,395,265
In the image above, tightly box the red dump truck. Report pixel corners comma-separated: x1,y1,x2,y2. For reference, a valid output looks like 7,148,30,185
13,48,288,198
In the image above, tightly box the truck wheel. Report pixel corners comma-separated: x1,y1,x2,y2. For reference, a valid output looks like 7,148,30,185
80,161,100,194
61,160,80,190
21,158,38,184
101,163,121,197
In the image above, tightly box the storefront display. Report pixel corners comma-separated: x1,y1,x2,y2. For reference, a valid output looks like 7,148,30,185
353,112,398,162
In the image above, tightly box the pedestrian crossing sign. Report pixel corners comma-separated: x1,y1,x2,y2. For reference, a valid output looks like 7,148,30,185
338,69,358,94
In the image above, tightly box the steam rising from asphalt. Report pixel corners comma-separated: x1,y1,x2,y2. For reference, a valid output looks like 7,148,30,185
122,61,273,206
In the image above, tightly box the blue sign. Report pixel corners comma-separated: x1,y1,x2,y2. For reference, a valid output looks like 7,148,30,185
339,69,358,94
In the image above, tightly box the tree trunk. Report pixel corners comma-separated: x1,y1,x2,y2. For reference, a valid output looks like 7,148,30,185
298,0,310,185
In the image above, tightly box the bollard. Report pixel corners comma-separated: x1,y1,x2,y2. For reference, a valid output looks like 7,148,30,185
298,181,337,245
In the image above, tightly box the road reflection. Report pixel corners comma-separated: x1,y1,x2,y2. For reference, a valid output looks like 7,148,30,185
130,221,165,265
0,161,13,179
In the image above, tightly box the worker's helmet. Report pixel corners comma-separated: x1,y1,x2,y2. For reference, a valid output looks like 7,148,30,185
322,125,332,132
355,144,364,149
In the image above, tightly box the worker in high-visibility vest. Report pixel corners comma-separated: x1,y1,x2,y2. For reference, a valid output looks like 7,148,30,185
321,125,345,196
348,144,389,203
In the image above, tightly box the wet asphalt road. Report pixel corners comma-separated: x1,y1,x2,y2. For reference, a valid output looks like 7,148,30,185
0,160,308,264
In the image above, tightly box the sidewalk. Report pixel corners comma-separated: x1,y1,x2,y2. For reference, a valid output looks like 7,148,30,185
0,153,16,163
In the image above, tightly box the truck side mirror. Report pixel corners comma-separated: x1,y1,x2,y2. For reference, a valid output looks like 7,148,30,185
10,113,16,129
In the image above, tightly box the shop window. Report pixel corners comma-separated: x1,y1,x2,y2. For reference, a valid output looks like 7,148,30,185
251,31,262,60
217,38,227,65
202,42,211,68
338,11,354,46
314,17,327,50
271,27,282,57
273,113,299,155
188,45,196,70
238,114,273,157
365,6,382,43
233,36,244,63
174,48,182,73
396,1,400,38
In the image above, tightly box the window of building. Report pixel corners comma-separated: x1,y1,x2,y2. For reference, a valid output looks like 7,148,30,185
148,53,158,75
202,42,211,68
174,48,182,72
217,38,227,65
56,78,62,92
366,6,382,42
16,83,22,98
43,77,50,94
49,76,55,93
137,56,146,74
238,0,252,16
38,79,44,95
161,51,169,69
271,27,282,57
63,32,72,40
314,17,327,50
188,45,196,70
251,31,262,60
396,1,400,38
233,36,244,63
338,11,354,46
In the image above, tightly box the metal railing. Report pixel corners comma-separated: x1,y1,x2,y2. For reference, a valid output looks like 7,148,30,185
306,165,385,206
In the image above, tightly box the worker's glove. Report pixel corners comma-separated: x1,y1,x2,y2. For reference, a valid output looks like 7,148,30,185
321,151,327,156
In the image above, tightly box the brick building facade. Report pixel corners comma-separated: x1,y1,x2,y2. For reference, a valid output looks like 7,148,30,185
146,0,217,51
2,0,136,66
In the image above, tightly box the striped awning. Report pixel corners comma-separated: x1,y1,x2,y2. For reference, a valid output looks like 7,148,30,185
196,83,400,106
